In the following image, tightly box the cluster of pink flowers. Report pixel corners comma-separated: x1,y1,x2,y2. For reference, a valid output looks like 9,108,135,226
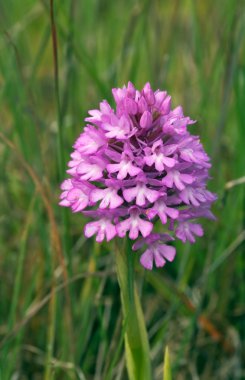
60,82,216,270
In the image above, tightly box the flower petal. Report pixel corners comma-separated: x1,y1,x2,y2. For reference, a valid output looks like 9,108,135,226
140,249,153,270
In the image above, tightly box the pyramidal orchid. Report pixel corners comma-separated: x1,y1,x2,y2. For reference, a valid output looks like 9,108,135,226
59,82,216,270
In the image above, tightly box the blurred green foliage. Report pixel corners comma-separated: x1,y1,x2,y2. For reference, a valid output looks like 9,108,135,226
0,0,244,379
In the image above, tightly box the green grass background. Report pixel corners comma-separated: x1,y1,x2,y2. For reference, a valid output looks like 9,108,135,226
0,0,245,379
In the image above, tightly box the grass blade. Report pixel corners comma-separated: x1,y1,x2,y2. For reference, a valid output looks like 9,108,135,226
163,346,172,380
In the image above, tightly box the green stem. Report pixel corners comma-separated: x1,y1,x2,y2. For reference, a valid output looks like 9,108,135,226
115,239,152,380
49,0,72,274
126,239,135,308
44,286,56,380
50,0,64,176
